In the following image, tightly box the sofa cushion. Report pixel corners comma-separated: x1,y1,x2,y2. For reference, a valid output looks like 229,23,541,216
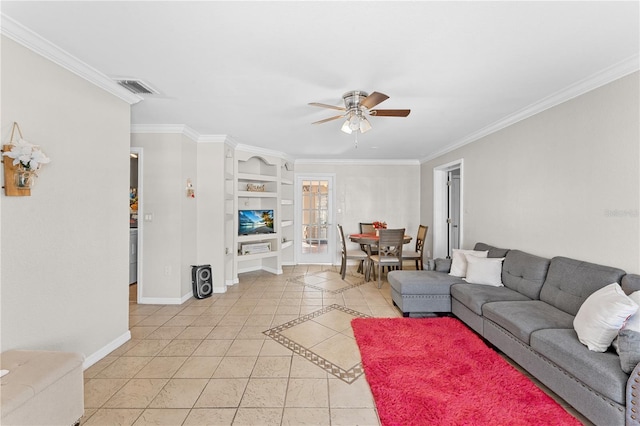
501,250,550,300
622,273,640,295
573,283,639,352
483,300,574,344
539,257,626,316
387,270,464,295
451,284,530,315
474,242,509,258
530,328,628,405
616,329,640,373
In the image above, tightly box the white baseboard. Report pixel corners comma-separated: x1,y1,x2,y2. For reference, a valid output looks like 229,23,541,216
181,292,193,303
138,296,184,305
83,330,131,370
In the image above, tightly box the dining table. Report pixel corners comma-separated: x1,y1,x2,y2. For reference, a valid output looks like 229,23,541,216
348,232,413,281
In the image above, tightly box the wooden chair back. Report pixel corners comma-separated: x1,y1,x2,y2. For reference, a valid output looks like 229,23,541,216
378,228,405,260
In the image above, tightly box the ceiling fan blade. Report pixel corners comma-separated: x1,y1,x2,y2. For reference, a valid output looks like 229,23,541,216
370,109,411,117
308,102,346,111
361,91,389,109
312,114,344,125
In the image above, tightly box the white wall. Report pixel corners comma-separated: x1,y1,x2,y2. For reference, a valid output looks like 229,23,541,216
196,142,226,292
131,133,199,301
0,37,131,359
131,134,228,299
295,161,421,263
421,72,640,274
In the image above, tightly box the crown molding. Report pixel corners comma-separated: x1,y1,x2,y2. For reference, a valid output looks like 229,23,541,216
420,54,640,163
235,143,289,160
1,14,142,105
295,158,420,166
130,124,241,148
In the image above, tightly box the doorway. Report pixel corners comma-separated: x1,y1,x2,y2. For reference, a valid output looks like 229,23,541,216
130,148,143,303
433,159,463,259
295,174,335,264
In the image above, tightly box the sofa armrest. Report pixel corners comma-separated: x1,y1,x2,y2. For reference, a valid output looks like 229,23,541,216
433,258,452,273
628,362,640,425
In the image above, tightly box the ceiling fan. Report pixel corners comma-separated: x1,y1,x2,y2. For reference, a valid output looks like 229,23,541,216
309,91,410,134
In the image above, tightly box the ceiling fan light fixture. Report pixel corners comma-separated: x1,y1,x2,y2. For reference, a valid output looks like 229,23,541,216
359,117,372,133
341,119,353,134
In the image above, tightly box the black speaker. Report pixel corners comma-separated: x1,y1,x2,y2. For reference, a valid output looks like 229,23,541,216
191,264,212,299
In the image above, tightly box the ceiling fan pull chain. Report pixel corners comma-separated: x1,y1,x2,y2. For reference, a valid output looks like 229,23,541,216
354,131,358,149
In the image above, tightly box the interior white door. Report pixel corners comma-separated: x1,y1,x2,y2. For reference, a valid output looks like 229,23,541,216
295,175,335,264
448,170,461,256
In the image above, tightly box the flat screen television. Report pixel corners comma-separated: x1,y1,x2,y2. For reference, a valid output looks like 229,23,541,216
238,209,275,235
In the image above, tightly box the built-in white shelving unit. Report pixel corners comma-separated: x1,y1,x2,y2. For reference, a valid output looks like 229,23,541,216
233,151,282,278
224,146,236,285
280,160,295,266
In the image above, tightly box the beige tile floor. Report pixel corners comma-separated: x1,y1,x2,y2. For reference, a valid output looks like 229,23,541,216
82,265,590,426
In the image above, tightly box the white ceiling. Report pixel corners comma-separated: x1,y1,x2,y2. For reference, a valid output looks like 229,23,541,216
2,1,638,161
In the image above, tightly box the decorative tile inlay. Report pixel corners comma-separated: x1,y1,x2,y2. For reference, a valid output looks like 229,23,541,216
287,270,366,294
263,304,369,384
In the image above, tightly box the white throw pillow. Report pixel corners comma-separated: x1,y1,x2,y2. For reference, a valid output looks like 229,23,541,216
463,255,505,286
573,283,639,352
449,249,488,277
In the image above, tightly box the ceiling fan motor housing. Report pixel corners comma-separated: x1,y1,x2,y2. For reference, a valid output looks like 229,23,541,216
343,91,369,111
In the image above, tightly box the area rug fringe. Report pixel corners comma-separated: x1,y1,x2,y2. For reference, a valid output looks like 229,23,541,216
352,317,582,426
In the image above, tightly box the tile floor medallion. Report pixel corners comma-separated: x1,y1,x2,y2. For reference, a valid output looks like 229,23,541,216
287,269,367,294
264,303,369,384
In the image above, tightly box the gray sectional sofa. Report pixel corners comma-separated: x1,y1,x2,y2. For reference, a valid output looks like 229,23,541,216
388,243,640,426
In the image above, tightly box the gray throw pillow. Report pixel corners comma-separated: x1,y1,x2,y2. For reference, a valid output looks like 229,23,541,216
434,258,452,273
616,329,640,373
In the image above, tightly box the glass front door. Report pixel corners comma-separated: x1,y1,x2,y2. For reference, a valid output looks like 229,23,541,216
296,175,334,264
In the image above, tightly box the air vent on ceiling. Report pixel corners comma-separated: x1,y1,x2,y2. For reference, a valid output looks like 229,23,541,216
115,79,158,95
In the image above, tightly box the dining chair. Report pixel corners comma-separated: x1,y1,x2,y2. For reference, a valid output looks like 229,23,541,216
369,228,405,288
359,222,379,255
337,224,369,280
402,225,428,270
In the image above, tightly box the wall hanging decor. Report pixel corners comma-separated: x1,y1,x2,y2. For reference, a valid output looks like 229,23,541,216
2,122,50,196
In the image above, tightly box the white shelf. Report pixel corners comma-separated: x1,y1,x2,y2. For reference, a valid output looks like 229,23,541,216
237,191,277,198
237,172,278,182
282,240,293,249
237,233,279,243
236,251,278,261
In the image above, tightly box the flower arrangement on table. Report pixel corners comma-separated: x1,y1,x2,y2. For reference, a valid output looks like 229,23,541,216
372,221,387,230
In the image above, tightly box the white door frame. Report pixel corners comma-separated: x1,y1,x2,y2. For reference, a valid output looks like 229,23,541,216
433,159,464,259
131,147,144,303
294,173,336,264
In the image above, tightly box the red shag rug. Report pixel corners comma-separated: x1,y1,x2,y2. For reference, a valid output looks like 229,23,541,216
352,317,582,426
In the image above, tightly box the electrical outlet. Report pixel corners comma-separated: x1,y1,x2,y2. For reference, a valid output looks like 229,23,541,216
164,265,172,276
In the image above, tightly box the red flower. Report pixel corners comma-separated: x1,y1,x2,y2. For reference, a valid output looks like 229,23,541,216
372,221,387,229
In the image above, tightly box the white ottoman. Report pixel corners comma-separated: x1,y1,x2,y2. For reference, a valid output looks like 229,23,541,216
1,350,84,426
